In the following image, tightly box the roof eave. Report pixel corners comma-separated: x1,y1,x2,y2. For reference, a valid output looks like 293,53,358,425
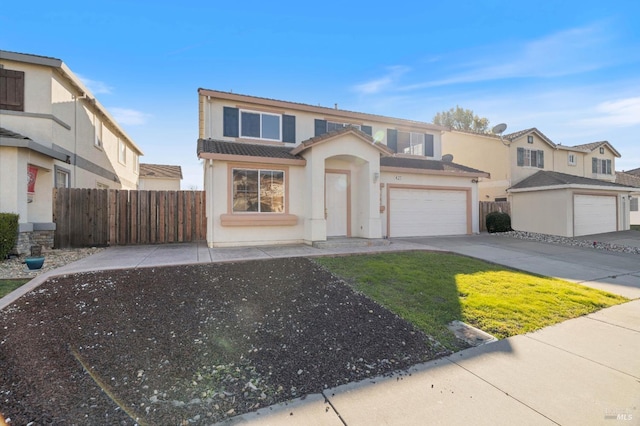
198,152,306,166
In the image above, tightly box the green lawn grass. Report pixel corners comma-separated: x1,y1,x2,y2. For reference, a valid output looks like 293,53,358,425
315,251,627,350
0,279,30,298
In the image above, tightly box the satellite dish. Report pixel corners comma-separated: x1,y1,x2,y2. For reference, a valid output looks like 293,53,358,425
442,154,454,163
492,123,507,135
491,123,507,135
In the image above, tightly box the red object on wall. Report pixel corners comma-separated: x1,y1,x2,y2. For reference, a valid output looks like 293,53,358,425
27,165,38,193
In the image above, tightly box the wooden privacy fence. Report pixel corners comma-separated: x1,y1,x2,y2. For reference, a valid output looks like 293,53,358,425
479,201,511,232
53,188,206,248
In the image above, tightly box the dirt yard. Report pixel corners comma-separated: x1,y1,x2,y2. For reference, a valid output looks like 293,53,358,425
0,257,450,425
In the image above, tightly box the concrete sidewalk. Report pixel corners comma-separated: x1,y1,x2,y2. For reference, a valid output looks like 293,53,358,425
2,235,639,425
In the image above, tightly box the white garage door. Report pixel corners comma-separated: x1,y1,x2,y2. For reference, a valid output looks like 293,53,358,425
574,195,617,236
390,188,468,237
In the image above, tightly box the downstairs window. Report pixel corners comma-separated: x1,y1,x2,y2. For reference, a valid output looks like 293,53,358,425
232,168,284,213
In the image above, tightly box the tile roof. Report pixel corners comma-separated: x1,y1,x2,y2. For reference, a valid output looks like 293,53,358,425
571,141,621,157
624,167,640,176
381,156,489,175
197,139,304,160
139,164,183,179
509,170,632,191
615,171,640,188
503,127,556,147
291,126,393,155
0,127,31,140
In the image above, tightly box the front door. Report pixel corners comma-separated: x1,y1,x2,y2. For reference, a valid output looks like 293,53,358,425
325,172,348,237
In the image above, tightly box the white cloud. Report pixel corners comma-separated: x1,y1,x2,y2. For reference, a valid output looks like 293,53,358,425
110,108,152,126
401,22,627,90
590,97,640,126
77,74,113,94
352,66,411,95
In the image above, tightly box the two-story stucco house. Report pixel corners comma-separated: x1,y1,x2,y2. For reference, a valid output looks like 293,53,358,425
442,128,634,237
0,50,143,253
197,89,489,247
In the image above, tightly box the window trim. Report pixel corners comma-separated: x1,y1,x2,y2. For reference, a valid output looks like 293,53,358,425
94,118,103,149
54,165,71,188
568,153,577,166
630,197,638,212
239,109,282,141
118,139,126,165
527,135,534,144
592,158,612,175
517,147,544,168
221,163,297,226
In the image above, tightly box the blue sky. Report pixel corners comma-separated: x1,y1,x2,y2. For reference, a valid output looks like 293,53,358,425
2,1,640,189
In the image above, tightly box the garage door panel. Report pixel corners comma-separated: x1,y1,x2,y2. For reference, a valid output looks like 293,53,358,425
574,195,616,236
390,188,468,237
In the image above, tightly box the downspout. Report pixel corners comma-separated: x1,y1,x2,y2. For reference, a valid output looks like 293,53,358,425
73,93,88,187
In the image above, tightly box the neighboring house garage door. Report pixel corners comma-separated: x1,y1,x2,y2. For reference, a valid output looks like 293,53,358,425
574,194,617,236
389,188,468,237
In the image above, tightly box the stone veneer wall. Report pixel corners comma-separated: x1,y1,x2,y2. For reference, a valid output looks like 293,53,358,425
14,224,55,256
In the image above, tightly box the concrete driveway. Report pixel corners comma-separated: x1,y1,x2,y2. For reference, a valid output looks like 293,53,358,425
397,231,640,299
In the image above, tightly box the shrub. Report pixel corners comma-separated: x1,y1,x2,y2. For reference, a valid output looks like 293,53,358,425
486,211,512,233
0,213,19,259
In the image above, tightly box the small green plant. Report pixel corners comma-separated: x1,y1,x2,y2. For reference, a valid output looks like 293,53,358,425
486,211,511,233
0,213,19,259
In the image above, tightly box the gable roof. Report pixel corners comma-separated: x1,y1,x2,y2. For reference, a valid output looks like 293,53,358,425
139,164,183,180
509,170,634,191
197,137,488,176
624,167,640,176
571,141,621,157
503,127,557,148
290,126,393,156
381,156,489,177
197,139,306,164
199,88,447,132
615,171,640,188
0,127,31,141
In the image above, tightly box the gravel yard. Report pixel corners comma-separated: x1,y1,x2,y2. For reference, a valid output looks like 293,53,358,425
0,257,448,425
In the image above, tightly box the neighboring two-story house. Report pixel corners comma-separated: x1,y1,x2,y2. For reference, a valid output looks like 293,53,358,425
442,128,634,237
138,164,183,190
616,169,640,225
197,89,489,247
0,50,143,253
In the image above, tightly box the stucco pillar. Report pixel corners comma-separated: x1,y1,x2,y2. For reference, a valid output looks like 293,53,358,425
303,151,326,244
0,147,28,222
205,159,215,247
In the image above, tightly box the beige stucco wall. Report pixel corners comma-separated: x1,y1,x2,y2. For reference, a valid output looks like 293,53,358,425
511,189,630,237
201,96,443,160
511,189,572,236
204,159,306,247
139,177,181,191
441,131,509,201
509,134,556,185
552,149,585,176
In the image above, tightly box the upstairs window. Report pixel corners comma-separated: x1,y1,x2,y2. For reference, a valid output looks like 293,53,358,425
314,119,372,137
118,139,126,165
568,153,577,166
232,168,284,213
592,158,612,175
386,129,435,157
223,107,296,143
241,110,281,141
0,68,25,111
94,120,103,148
517,148,544,168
